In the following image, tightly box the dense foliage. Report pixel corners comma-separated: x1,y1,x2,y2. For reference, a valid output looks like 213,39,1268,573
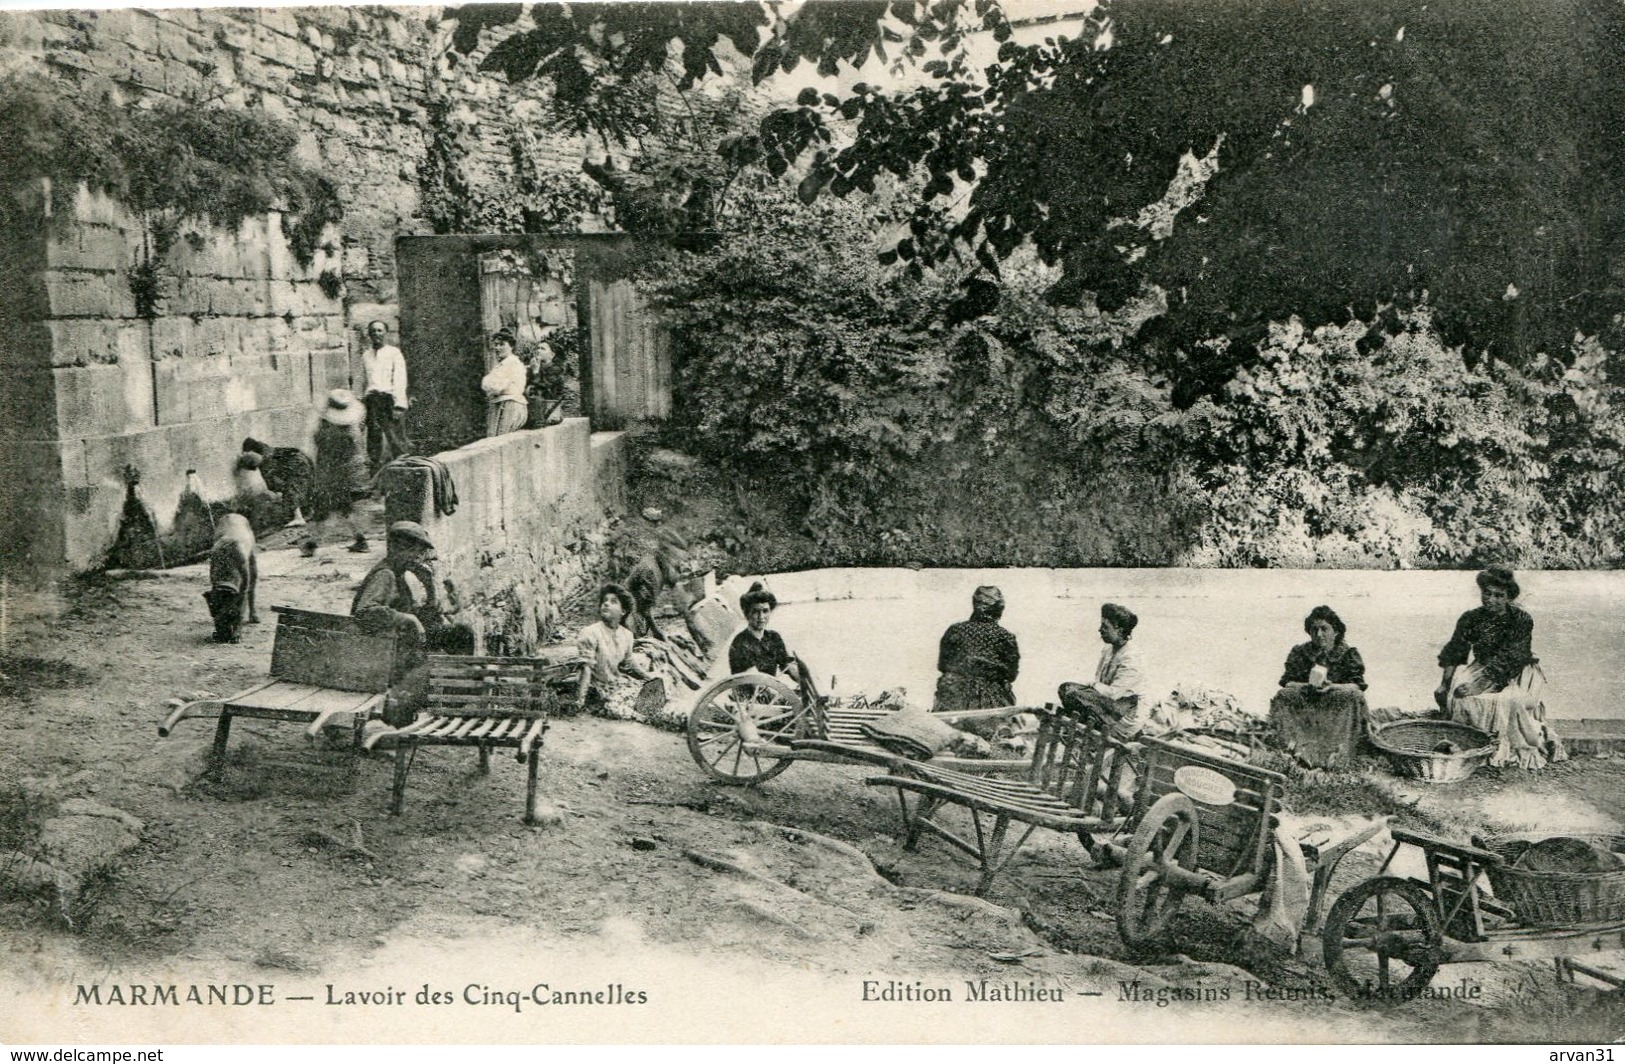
643,178,1625,568
458,1,1625,568
0,72,340,268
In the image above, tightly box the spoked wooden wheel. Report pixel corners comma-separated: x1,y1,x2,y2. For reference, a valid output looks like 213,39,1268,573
1116,793,1202,947
1322,876,1443,1005
685,674,806,786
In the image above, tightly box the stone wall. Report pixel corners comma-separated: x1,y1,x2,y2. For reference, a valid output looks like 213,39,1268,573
0,184,344,575
0,6,601,315
0,5,751,578
381,418,627,654
0,5,606,577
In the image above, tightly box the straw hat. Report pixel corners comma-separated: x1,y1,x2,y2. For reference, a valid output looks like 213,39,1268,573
320,388,366,426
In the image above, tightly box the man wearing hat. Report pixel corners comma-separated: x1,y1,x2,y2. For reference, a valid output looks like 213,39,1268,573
351,520,468,655
1059,602,1148,740
362,320,411,474
481,329,529,436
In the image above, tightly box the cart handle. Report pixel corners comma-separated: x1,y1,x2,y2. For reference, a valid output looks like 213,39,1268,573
1390,826,1503,866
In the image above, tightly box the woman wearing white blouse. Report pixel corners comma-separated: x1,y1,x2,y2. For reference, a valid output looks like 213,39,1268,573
481,329,529,436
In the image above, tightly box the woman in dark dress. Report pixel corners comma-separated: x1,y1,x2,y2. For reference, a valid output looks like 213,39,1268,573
1268,605,1369,768
728,582,799,682
1437,566,1564,769
933,585,1020,712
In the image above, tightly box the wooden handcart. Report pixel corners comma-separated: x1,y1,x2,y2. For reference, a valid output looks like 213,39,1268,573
1100,736,1386,948
363,654,572,824
1318,827,1625,1003
158,606,400,771
683,659,1031,786
865,707,1137,895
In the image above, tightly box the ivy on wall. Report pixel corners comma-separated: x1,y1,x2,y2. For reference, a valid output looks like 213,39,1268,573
0,71,342,315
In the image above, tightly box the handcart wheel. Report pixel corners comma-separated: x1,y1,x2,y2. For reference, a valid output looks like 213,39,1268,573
685,673,806,786
1322,876,1443,1005
1116,792,1202,947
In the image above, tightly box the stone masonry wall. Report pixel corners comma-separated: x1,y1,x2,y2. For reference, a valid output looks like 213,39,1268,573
0,6,606,576
382,418,627,654
0,185,344,575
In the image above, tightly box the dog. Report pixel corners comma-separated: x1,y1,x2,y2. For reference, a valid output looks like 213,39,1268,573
203,513,259,643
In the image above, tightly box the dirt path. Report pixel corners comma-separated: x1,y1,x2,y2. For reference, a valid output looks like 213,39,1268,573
1,548,1621,1044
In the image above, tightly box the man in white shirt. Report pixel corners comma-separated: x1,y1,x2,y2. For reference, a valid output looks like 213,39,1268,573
361,320,411,473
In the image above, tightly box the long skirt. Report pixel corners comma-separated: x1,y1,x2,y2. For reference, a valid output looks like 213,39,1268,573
487,398,528,437
586,646,689,731
1449,662,1566,770
1269,686,1368,769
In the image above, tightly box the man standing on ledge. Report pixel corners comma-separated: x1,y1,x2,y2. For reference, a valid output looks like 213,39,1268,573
362,320,411,474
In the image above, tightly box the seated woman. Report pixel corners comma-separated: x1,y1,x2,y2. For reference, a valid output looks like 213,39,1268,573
1268,605,1369,769
933,585,1020,712
728,582,800,683
1058,603,1147,740
577,583,669,723
1437,566,1565,770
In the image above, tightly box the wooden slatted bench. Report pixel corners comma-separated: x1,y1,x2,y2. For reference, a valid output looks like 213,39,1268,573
363,655,567,824
866,707,1138,895
159,607,400,769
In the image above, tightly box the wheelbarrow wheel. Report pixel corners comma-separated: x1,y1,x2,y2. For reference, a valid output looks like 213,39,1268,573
685,674,805,786
1322,876,1443,1006
1116,792,1201,947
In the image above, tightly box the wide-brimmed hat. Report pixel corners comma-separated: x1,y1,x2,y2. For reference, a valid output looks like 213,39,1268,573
320,388,365,426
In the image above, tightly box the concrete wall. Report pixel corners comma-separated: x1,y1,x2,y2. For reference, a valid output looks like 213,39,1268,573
0,184,343,576
381,417,627,654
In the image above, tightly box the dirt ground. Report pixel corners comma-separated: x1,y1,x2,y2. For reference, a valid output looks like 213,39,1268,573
2,512,1623,1044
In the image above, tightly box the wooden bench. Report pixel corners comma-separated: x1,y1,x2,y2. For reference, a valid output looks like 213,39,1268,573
363,655,568,824
866,707,1137,895
159,607,400,767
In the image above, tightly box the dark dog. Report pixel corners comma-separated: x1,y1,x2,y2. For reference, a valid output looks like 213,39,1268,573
203,513,258,643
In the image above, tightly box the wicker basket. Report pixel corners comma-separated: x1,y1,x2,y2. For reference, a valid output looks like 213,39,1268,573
1483,833,1625,928
1370,720,1495,783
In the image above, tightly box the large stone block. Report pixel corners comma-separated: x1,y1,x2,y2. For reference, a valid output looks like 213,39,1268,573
0,321,56,375
152,18,197,62
0,440,71,578
46,319,122,367
0,368,59,443
44,223,129,273
121,49,168,90
163,61,204,98
54,363,152,438
0,11,49,52
258,7,299,38
45,270,135,319
70,186,129,229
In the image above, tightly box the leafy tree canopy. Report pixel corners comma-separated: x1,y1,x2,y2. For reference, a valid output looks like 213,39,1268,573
448,0,1625,400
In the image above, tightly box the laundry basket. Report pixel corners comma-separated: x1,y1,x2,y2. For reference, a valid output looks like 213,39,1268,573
1369,719,1495,783
1482,833,1625,928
